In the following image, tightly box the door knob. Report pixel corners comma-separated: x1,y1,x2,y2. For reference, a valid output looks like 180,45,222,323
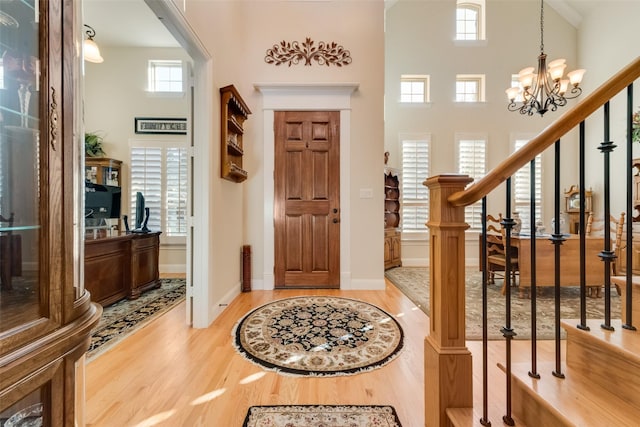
333,218,339,223
333,208,338,213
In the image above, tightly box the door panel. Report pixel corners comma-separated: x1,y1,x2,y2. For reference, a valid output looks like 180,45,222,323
274,111,340,288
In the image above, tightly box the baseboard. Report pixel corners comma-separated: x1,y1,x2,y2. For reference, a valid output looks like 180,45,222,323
401,258,428,267
207,281,241,325
159,263,186,274
346,278,386,290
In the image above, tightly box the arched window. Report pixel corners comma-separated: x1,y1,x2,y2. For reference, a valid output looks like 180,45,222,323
456,1,485,41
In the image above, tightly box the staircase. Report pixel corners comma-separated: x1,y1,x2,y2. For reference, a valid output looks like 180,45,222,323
426,56,640,427
507,318,640,427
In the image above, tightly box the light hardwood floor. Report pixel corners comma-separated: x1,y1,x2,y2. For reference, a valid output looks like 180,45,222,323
85,279,558,427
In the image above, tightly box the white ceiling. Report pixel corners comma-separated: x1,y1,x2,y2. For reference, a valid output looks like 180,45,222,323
83,0,596,50
83,0,179,48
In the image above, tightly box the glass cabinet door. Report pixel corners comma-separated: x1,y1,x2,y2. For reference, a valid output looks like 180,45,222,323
0,0,42,332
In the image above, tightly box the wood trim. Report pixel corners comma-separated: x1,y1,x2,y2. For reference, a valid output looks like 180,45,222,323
448,56,640,208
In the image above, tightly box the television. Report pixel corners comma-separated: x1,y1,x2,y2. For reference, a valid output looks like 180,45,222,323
85,182,121,222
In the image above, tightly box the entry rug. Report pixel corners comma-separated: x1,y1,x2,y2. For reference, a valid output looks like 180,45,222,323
86,278,186,361
233,296,404,376
242,405,403,427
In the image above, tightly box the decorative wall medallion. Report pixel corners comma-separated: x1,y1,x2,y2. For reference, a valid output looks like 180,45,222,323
265,37,352,67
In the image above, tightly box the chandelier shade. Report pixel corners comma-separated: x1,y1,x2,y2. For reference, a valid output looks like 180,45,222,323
505,0,584,116
83,24,104,64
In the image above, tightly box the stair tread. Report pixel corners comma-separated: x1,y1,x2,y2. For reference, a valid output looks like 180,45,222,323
611,275,640,286
446,407,527,427
561,318,640,361
509,360,640,426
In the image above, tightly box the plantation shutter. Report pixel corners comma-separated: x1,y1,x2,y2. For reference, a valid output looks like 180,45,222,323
514,140,542,233
165,147,188,236
130,147,162,232
458,139,486,229
401,139,430,232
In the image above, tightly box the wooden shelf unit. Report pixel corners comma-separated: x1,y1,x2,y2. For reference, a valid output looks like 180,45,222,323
220,85,251,182
384,168,402,269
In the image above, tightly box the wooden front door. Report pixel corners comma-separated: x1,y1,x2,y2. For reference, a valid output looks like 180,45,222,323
274,111,340,288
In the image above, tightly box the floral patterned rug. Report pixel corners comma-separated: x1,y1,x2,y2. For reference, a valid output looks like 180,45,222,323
233,296,404,376
385,267,621,340
86,278,186,361
242,405,402,427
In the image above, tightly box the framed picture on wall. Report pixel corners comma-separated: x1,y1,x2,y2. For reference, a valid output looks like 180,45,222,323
134,117,187,135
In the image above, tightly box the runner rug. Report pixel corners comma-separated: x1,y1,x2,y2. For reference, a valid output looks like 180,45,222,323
87,278,186,361
232,296,404,376
242,405,403,427
385,267,621,340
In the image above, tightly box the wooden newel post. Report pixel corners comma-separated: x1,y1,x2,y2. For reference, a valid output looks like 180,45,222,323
424,174,474,427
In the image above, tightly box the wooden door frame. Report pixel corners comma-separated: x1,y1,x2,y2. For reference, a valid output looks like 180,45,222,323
254,83,359,290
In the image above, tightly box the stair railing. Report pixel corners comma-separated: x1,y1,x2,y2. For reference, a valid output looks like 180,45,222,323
424,56,640,427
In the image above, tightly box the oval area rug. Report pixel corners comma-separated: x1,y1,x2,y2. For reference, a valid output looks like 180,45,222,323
232,296,404,376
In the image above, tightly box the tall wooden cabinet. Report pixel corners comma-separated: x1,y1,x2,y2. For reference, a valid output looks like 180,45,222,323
0,1,101,425
220,85,251,182
384,168,402,269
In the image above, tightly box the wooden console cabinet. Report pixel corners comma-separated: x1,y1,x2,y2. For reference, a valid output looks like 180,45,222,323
85,232,161,306
0,1,102,423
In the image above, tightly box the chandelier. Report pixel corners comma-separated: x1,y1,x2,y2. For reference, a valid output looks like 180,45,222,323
505,0,585,116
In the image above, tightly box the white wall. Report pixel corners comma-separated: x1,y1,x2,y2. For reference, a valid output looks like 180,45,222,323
181,0,386,310
574,1,640,218
84,46,190,272
385,0,592,266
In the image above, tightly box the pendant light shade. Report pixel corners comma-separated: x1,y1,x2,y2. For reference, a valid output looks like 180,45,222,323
83,25,104,63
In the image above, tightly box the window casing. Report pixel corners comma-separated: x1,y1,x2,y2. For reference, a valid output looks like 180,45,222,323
148,60,184,93
513,139,543,233
457,136,486,229
130,141,188,242
401,137,430,234
456,1,485,41
400,75,430,103
456,74,485,102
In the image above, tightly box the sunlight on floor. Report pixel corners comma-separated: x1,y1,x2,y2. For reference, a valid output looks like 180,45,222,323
190,388,226,406
132,409,176,427
239,372,266,384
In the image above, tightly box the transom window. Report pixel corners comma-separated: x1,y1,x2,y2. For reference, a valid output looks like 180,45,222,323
400,75,430,103
456,1,485,41
148,60,183,93
456,74,485,102
401,136,430,233
457,135,486,229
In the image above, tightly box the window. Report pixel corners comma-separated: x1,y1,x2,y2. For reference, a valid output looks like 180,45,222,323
513,139,542,233
130,142,188,240
401,137,430,233
456,74,485,102
400,75,430,103
0,58,4,90
148,60,183,93
509,74,525,103
457,136,486,229
456,1,485,41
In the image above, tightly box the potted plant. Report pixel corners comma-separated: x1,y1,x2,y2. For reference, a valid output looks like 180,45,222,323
85,132,106,157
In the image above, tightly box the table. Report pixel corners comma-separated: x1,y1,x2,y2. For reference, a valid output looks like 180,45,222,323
512,234,606,296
